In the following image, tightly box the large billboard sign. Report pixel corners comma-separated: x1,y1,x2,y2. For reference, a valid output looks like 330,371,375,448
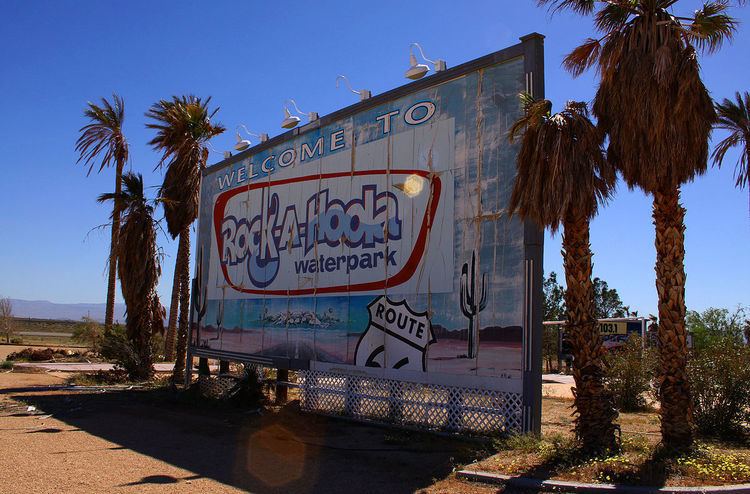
190,34,545,433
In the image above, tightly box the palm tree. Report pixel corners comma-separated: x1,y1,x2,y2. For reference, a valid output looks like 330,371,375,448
509,96,618,453
712,91,749,212
541,0,737,452
146,95,225,382
98,173,162,380
75,94,129,331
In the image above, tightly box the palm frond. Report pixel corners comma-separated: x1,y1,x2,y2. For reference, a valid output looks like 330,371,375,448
508,93,553,143
146,95,225,237
686,1,737,53
508,100,614,233
75,94,128,176
712,91,750,190
563,38,603,77
595,2,636,32
538,0,597,15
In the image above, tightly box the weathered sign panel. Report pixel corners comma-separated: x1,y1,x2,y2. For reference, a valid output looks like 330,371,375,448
190,34,545,433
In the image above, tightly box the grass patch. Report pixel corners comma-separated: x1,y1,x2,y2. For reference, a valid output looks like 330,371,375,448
66,370,132,386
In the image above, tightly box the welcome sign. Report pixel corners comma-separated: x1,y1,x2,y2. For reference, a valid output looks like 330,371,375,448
205,113,455,302
191,34,545,433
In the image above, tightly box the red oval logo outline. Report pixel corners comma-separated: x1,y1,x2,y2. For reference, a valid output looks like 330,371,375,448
212,169,441,296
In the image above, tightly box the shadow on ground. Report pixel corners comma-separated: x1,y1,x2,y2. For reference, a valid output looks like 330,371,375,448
10,387,479,494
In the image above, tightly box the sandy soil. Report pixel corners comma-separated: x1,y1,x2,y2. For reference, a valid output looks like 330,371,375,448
0,371,483,494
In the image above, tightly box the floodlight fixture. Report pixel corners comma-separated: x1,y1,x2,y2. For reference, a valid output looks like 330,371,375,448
281,99,318,129
234,124,268,151
405,42,447,80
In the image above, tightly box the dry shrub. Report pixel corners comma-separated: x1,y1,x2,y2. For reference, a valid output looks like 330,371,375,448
99,325,152,380
604,335,656,412
7,347,66,362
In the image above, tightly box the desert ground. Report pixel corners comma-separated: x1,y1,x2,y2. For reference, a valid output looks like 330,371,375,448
0,366,509,494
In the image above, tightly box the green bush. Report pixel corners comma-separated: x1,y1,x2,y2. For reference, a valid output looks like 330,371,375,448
687,306,747,350
1,360,13,370
604,335,656,412
688,336,750,439
10,337,22,345
72,317,104,351
150,331,165,362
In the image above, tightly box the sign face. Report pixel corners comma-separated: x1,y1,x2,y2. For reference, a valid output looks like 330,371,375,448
191,49,541,393
597,321,628,335
558,319,644,355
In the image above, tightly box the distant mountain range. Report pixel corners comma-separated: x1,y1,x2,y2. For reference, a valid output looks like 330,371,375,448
9,299,127,323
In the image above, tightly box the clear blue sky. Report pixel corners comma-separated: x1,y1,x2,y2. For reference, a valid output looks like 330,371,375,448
0,0,747,317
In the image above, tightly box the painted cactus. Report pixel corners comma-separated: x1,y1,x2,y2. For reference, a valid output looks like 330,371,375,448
460,251,487,359
192,247,208,345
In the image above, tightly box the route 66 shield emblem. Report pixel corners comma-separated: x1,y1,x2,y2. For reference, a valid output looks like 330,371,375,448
354,296,436,372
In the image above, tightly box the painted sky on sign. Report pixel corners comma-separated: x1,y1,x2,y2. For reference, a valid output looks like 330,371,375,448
0,0,747,318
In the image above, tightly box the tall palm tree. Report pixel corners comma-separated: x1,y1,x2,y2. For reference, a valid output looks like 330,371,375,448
541,0,737,451
75,94,129,331
146,95,225,382
712,91,749,212
509,96,618,453
98,173,162,380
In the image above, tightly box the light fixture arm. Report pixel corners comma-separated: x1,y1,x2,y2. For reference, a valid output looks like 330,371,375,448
284,98,318,122
409,42,447,73
410,42,435,64
285,99,307,117
336,75,371,101
237,124,259,139
336,75,361,96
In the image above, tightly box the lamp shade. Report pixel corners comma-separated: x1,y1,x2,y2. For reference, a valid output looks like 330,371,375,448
281,107,301,129
405,53,429,80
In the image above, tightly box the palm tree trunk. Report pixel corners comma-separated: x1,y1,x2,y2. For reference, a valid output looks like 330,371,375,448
172,225,191,383
164,268,180,360
653,186,693,451
562,212,618,453
105,160,124,330
133,311,154,381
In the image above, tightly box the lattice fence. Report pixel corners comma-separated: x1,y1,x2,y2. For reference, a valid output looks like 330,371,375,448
299,370,522,434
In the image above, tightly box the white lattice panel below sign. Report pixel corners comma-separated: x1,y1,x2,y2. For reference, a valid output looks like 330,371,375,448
299,370,523,434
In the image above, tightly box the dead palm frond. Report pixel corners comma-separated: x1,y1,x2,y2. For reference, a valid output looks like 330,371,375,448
508,94,615,231
541,0,737,193
98,172,161,379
